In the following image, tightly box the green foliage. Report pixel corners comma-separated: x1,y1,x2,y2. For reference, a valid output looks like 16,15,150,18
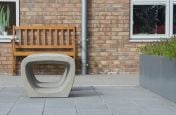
0,4,10,27
139,37,176,59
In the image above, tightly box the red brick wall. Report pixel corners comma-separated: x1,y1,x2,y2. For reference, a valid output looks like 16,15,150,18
0,0,145,75
87,0,142,74
0,43,13,74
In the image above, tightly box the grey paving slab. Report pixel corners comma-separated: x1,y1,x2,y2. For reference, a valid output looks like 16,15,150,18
0,87,25,97
75,99,108,111
77,110,112,115
118,110,145,115
0,74,175,115
44,98,77,115
45,98,75,109
0,96,18,103
75,101,108,111
7,96,45,115
107,102,144,114
16,97,45,104
8,101,44,115
43,108,77,115
144,108,176,115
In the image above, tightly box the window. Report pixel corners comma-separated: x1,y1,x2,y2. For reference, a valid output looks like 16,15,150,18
0,0,19,42
133,5,165,35
173,5,176,34
130,0,171,40
172,1,176,35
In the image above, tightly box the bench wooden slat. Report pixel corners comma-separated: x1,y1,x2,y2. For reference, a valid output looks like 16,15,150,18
60,30,64,45
67,29,70,45
31,30,34,46
15,45,74,49
54,29,58,46
48,29,51,45
14,51,74,57
24,30,27,45
18,30,22,45
14,25,75,30
42,30,46,46
36,29,39,45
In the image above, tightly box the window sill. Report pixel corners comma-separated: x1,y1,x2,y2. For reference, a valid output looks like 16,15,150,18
130,34,170,42
0,35,13,42
130,39,163,42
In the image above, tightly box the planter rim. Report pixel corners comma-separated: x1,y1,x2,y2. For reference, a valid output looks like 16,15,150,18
140,54,176,59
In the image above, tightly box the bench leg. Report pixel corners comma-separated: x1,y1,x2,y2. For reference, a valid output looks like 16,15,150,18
12,56,16,75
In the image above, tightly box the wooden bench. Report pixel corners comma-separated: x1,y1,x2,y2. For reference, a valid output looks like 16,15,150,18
11,25,76,75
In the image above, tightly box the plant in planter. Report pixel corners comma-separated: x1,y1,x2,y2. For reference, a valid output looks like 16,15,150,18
139,37,176,102
139,37,176,59
0,4,10,35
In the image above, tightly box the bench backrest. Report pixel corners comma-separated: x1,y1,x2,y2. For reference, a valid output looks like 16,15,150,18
12,25,76,58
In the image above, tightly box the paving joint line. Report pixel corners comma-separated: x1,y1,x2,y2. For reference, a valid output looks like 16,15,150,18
42,98,46,115
74,99,78,115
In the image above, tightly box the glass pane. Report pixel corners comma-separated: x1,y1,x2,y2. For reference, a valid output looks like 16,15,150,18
0,2,16,35
173,5,176,34
133,5,165,35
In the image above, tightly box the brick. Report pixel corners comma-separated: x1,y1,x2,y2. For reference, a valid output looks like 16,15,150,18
2,61,11,65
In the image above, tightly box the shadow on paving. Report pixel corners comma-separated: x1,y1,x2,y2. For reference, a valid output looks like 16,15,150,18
70,86,102,98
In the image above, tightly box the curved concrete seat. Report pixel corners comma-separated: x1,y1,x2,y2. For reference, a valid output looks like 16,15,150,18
21,54,75,97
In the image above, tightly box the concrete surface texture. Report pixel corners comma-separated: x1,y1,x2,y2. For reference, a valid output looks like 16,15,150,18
140,55,176,102
21,54,75,97
0,74,176,115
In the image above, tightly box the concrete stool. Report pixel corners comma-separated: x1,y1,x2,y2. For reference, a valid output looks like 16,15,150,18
21,54,75,97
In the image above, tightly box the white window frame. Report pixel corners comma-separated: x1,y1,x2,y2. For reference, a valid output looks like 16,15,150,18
170,0,176,35
130,0,170,41
0,0,19,42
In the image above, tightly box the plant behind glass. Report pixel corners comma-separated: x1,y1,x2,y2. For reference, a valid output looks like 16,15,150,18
0,4,10,35
134,5,164,34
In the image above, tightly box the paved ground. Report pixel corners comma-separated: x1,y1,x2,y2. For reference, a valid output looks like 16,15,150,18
0,74,138,87
0,74,176,115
